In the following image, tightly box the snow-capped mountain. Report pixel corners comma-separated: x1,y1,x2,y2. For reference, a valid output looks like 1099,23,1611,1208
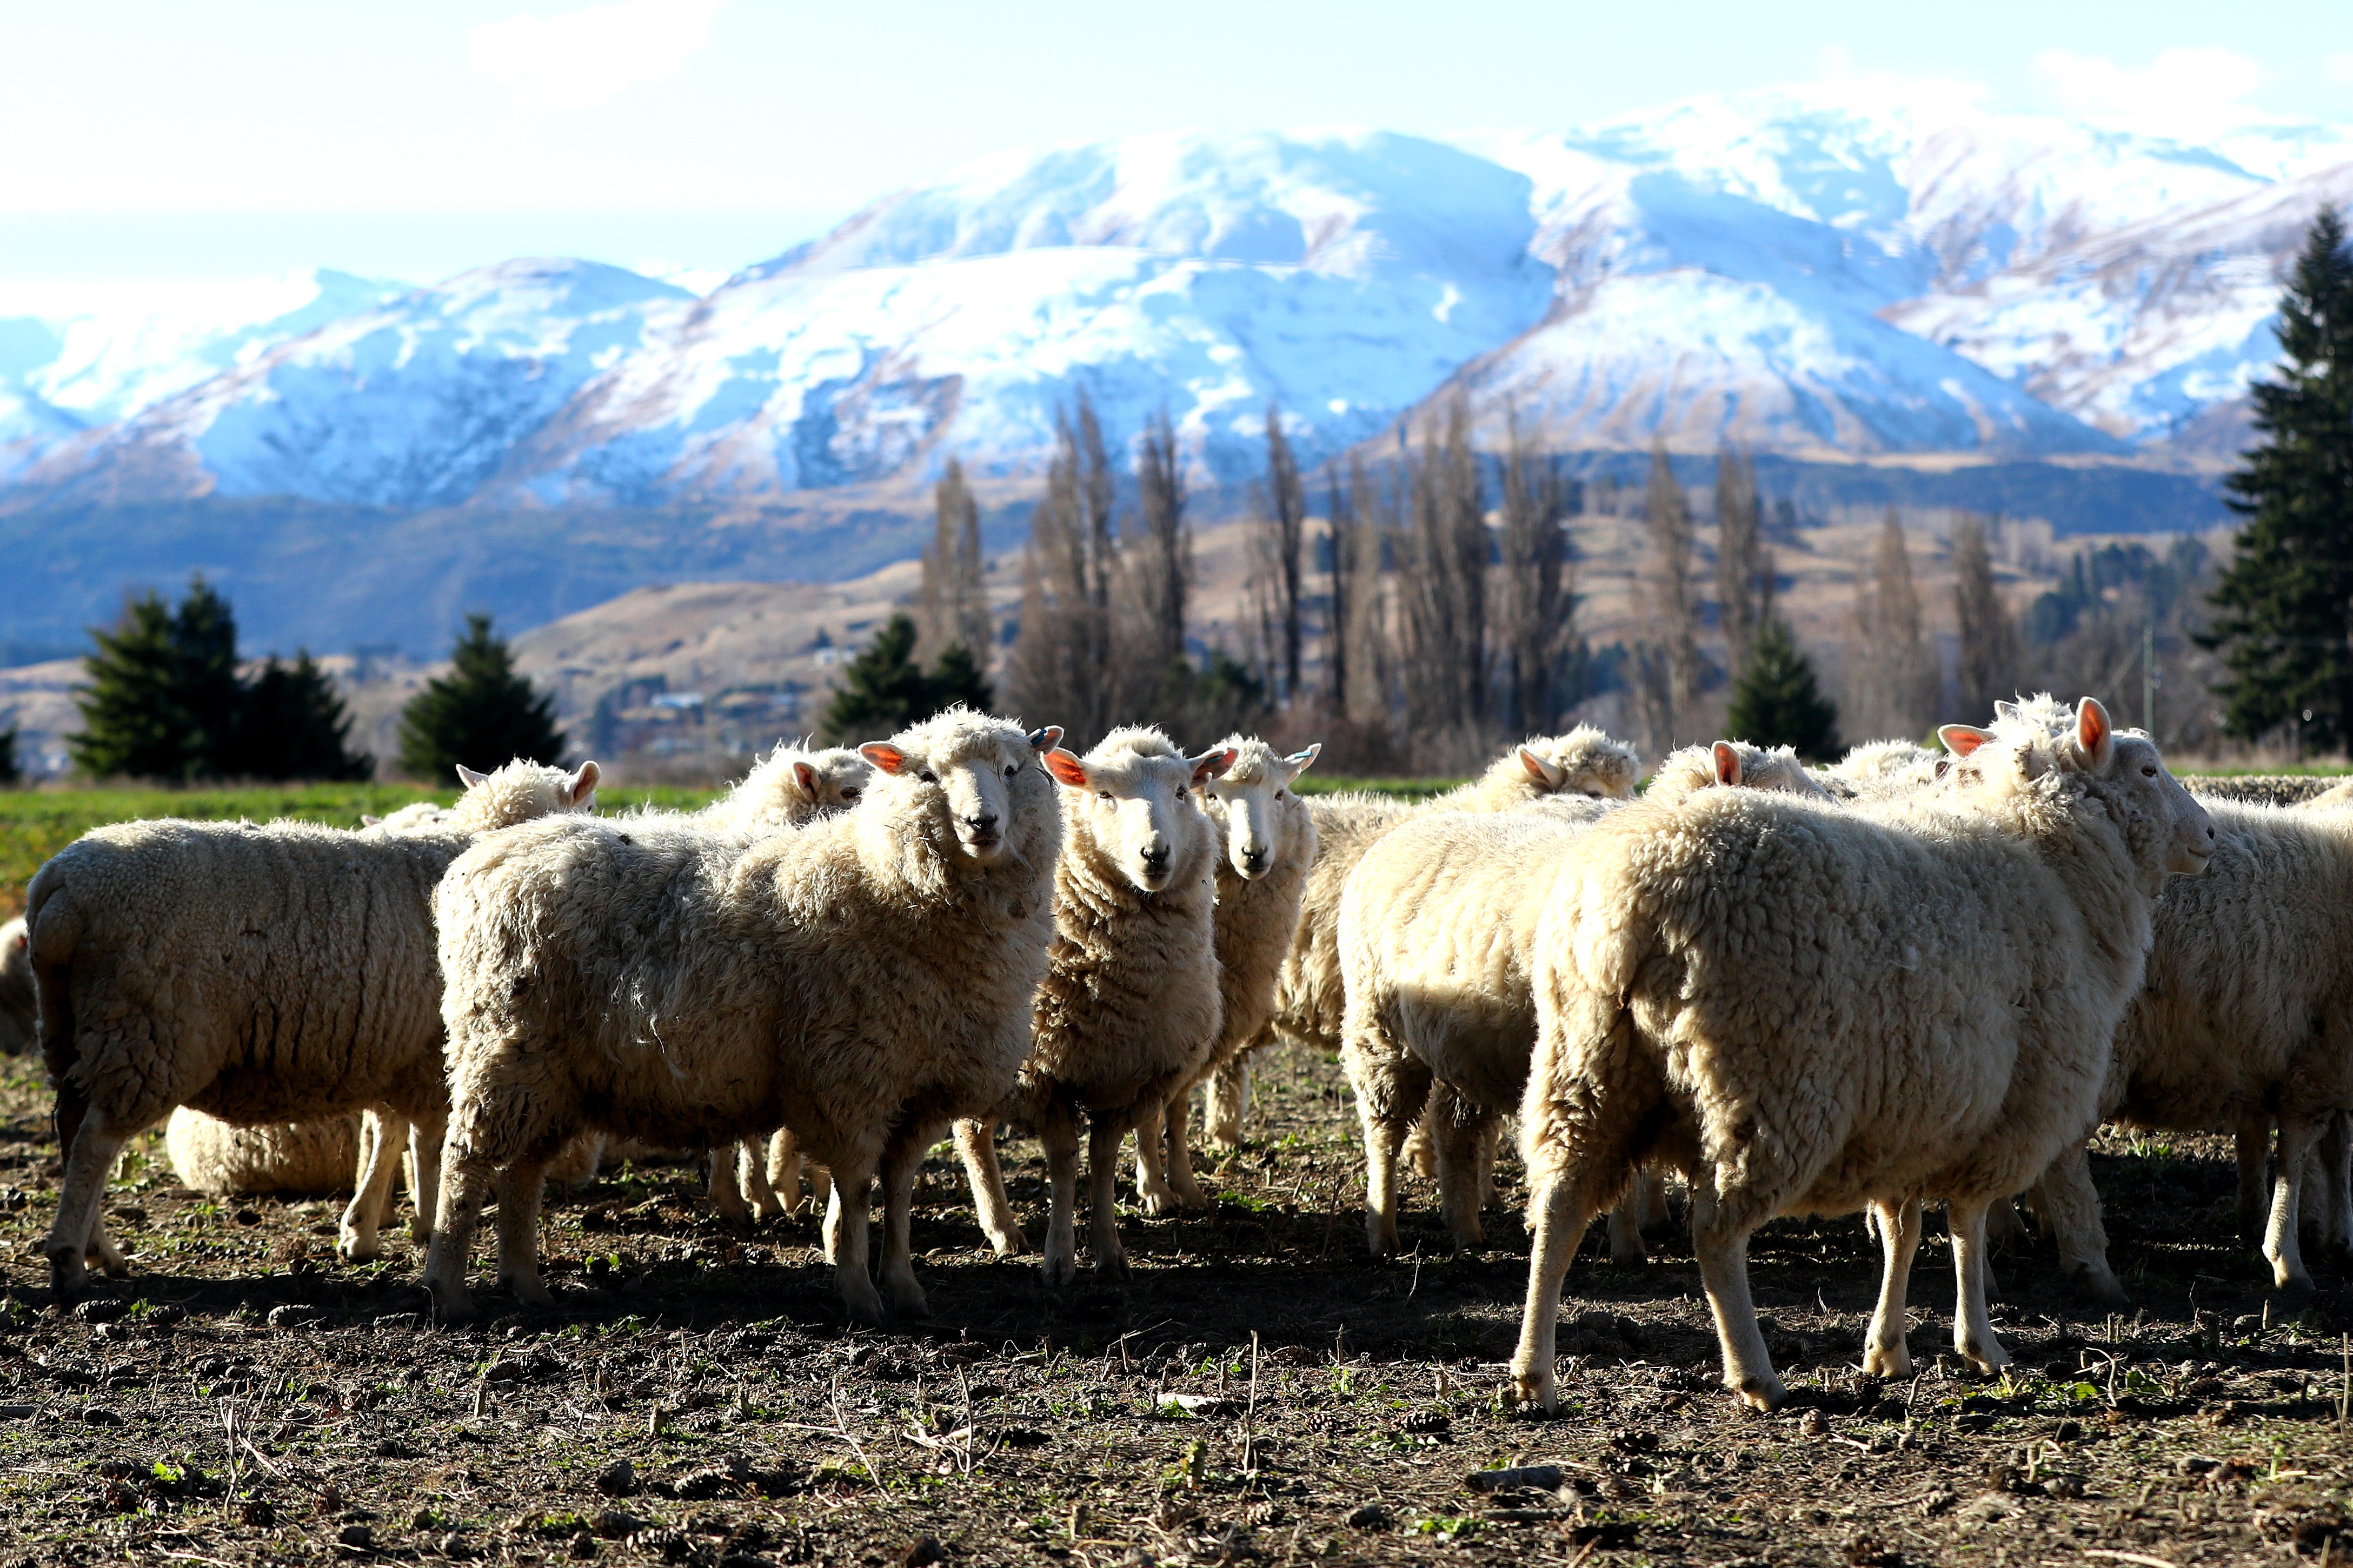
5,91,2349,515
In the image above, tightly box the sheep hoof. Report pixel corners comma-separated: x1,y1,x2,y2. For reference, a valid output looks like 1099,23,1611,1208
840,1283,887,1327
1733,1376,1787,1412
983,1228,1030,1258
1040,1252,1079,1291
1608,1241,1650,1265
1138,1184,1181,1218
1505,1365,1557,1414
1171,1185,1211,1212
503,1279,556,1313
1447,1223,1487,1253
1956,1342,2010,1377
339,1229,381,1264
426,1285,481,1326
2064,1266,2130,1309
46,1247,88,1302
408,1218,432,1245
885,1278,929,1319
1861,1345,1912,1379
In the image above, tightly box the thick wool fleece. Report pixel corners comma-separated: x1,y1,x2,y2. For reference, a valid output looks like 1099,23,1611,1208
425,709,1061,1325
31,760,596,1294
1808,739,1949,801
967,729,1224,1270
1508,706,2210,1413
0,918,32,1057
168,1107,361,1195
2184,775,2345,809
1647,742,1831,806
2025,794,2353,1295
691,744,873,835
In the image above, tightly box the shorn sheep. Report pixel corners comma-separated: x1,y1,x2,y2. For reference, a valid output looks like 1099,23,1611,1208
1205,729,1643,1149
1346,740,1828,1259
1509,699,2214,1412
0,918,32,1057
423,709,1064,1324
958,728,1233,1283
1137,736,1320,1211
166,1109,362,1196
32,760,600,1296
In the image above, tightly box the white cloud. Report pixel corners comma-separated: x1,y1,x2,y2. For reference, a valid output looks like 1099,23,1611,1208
2326,53,2353,86
2033,46,2267,138
468,0,723,114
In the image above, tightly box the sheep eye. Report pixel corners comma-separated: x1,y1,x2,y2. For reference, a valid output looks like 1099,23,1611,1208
1096,790,1112,801
918,770,938,784
840,788,860,800
2142,765,2158,777
1003,764,1018,779
1274,790,1285,800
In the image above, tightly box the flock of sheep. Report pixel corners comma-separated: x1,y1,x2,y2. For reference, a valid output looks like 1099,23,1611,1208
9,696,2352,1415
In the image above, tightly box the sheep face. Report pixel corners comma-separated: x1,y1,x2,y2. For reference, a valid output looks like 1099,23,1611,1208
1047,732,1235,893
860,718,1061,866
450,760,601,830
791,748,874,814
1204,740,1319,881
1518,727,1642,800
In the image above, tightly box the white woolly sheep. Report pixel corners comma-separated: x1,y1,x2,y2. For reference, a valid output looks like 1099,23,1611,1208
167,1107,362,1196
1508,699,2214,1412
0,918,32,1057
1132,737,1320,1212
956,728,1233,1284
1352,740,1830,1259
32,759,600,1296
1807,738,1949,800
1210,730,1644,1149
422,709,1064,1324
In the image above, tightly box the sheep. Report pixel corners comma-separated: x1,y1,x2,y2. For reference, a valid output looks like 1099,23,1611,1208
421,709,1065,1324
0,918,33,1057
1205,729,1643,1150
1130,737,1321,1212
2182,775,2344,808
32,759,600,1296
2017,785,2353,1296
955,728,1233,1284
1348,740,1830,1259
1809,739,1948,800
167,1107,362,1196
1508,698,2214,1412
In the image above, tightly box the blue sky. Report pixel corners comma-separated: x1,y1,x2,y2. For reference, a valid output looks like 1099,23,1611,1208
3,0,2348,286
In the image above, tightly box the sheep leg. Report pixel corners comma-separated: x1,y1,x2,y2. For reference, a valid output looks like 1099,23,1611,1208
1477,1118,1504,1211
1606,1163,1659,1265
825,1155,887,1327
407,1112,447,1247
1691,1213,1784,1410
1404,1112,1437,1180
2265,1111,2321,1292
1949,1196,2010,1375
2028,1143,2128,1306
955,1118,1030,1257
1353,1054,1431,1260
1131,1093,1184,1218
741,1135,786,1224
1161,1089,1210,1211
1038,1105,1081,1290
1206,1050,1254,1150
341,1110,407,1262
1508,1173,1597,1414
2236,1110,2272,1251
765,1129,805,1218
877,1123,935,1319
2317,1115,2353,1257
1431,1105,1489,1251
1087,1112,1130,1278
493,1158,555,1312
44,1106,128,1300
421,1155,495,1324
1862,1198,1922,1377
709,1143,753,1231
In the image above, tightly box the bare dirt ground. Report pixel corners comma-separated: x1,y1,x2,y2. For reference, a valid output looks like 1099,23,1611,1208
4,1045,2352,1567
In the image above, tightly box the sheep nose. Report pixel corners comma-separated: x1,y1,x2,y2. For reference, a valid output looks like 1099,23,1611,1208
963,811,999,835
1139,842,1171,871
1241,846,1268,870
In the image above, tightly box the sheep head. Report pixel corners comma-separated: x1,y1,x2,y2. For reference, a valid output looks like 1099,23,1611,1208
1517,726,1643,802
449,759,600,830
1203,738,1318,881
1046,726,1233,893
860,712,1061,868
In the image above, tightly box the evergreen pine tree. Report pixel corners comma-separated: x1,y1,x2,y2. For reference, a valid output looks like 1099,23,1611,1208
397,613,564,779
174,578,245,777
1724,617,1840,761
2202,205,2353,751
927,642,993,714
0,724,21,787
822,613,936,741
70,577,249,781
234,653,373,780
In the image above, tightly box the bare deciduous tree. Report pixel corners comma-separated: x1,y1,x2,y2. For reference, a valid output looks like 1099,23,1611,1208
1263,403,1306,703
1396,402,1490,743
1846,509,1939,742
1129,408,1190,672
1498,412,1574,733
1714,449,1767,675
918,457,991,664
1953,512,2023,722
1007,392,1121,744
1634,443,1702,752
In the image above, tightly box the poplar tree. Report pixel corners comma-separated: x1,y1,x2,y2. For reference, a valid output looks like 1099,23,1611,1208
2203,205,2353,751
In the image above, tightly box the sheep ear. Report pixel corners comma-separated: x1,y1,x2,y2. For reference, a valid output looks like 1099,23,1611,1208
1710,740,1743,786
793,761,820,798
860,743,908,775
361,814,382,828
1027,725,1064,754
567,761,600,806
1189,748,1238,789
2076,697,2114,765
455,764,490,789
1045,749,1089,789
1283,742,1321,781
1519,747,1567,790
1993,698,2022,724
1939,725,1993,758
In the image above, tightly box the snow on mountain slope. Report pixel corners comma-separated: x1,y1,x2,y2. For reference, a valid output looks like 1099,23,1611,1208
19,261,695,509
1884,160,2353,446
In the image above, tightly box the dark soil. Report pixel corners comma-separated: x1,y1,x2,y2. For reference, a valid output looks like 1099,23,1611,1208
4,1046,2352,1567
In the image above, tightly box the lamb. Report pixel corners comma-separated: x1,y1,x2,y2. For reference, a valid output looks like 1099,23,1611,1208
421,709,1064,1324
1348,740,1830,1259
956,728,1233,1284
167,1108,362,1196
689,742,873,835
1508,698,2214,1412
32,758,600,1296
1133,737,1320,1212
1205,729,1642,1149
2018,785,2353,1296
0,918,33,1057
